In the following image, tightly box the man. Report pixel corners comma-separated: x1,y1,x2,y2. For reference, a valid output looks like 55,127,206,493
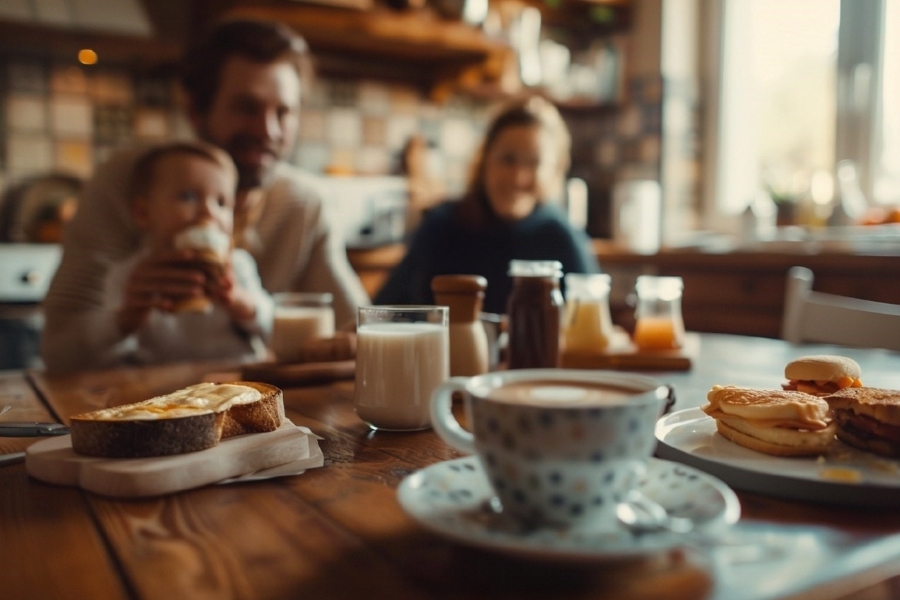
41,19,369,374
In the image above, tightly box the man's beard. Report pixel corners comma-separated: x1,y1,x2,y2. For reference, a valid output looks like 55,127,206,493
235,163,266,191
199,129,282,190
229,134,281,190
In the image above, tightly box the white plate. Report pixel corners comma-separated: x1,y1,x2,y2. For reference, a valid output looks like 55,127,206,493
655,408,900,507
397,456,740,562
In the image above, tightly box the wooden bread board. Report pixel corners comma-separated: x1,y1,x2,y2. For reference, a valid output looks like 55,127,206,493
560,333,699,371
25,422,314,498
241,360,355,387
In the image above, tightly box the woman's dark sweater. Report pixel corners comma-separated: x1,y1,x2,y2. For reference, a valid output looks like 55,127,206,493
374,200,600,314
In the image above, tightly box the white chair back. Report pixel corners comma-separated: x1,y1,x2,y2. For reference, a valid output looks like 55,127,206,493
782,266,900,351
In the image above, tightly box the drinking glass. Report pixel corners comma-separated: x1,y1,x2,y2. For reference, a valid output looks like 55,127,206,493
354,305,449,431
271,293,335,362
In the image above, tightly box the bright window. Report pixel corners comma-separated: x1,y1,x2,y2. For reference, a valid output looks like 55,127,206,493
876,0,900,204
708,0,897,224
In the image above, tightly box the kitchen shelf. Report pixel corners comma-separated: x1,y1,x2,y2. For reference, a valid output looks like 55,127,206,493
223,4,513,92
0,21,181,67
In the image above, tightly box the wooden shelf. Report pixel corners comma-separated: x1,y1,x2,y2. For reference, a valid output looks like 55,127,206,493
0,21,181,67
522,0,632,45
223,4,512,91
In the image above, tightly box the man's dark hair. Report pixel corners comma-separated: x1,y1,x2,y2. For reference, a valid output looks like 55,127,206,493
179,18,311,115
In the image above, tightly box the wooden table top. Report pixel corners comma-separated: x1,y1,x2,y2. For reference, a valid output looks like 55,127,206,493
2,333,900,600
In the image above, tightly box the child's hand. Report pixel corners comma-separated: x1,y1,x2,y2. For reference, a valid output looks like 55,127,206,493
117,250,207,334
210,262,257,323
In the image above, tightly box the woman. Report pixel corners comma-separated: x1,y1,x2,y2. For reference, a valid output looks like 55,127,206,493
375,95,599,314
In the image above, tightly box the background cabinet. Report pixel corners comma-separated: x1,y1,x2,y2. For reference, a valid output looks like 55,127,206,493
349,241,900,340
597,246,900,338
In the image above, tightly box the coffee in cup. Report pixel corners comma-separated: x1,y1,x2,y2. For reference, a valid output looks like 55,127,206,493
431,369,667,530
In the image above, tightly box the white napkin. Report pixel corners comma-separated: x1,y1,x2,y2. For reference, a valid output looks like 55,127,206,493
219,423,324,484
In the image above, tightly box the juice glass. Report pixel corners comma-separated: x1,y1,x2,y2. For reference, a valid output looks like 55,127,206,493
633,276,685,351
562,273,613,353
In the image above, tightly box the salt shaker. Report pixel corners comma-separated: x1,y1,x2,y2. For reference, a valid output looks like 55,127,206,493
633,275,685,351
432,275,490,376
562,273,613,354
506,260,564,369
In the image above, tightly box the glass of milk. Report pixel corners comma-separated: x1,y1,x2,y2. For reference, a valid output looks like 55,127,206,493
271,293,335,362
353,305,449,431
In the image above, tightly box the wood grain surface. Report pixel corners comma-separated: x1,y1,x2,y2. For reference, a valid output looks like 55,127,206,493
241,359,356,387
6,334,900,600
0,372,59,456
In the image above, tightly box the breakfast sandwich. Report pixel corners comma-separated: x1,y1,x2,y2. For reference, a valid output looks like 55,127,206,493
825,387,900,458
172,223,233,312
702,385,836,457
783,355,863,396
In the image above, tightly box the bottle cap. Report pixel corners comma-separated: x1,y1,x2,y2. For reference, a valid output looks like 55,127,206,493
508,260,563,278
431,275,487,323
635,275,683,301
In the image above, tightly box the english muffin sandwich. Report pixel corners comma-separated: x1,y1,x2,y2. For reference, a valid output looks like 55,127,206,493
172,222,232,312
825,387,900,458
783,355,863,396
703,385,836,457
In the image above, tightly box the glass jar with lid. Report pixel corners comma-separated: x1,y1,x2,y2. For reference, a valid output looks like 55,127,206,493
506,259,564,369
632,276,685,351
562,273,613,354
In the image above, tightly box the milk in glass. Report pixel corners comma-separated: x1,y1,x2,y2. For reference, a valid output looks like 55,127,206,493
271,293,335,362
354,322,449,431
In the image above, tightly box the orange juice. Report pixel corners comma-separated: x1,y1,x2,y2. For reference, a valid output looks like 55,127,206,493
633,317,683,350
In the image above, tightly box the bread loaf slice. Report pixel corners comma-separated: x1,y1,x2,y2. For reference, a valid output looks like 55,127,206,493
70,381,284,458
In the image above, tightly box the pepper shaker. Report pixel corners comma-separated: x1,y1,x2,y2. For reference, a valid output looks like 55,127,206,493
432,275,490,376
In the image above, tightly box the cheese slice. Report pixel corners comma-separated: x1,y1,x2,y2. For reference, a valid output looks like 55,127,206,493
80,383,262,421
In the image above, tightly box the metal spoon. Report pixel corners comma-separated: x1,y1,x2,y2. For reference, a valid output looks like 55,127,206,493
617,492,786,565
616,491,694,535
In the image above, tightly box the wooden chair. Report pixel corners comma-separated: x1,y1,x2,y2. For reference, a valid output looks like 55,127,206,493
781,266,900,351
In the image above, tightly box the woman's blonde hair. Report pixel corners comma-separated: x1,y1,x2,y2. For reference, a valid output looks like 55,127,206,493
458,95,571,227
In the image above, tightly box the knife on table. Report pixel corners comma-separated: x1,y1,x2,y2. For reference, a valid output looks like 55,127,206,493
0,422,70,437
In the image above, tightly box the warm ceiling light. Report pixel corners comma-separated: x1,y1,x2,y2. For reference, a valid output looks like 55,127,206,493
78,49,98,65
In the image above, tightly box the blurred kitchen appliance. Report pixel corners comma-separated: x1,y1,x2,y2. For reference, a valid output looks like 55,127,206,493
316,176,409,247
0,243,62,369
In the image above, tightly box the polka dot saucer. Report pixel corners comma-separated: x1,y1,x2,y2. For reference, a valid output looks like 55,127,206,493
397,456,740,562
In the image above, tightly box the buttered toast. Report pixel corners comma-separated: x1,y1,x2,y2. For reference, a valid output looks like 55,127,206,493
70,381,284,458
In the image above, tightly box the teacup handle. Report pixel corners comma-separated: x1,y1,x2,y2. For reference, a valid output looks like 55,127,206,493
430,376,475,455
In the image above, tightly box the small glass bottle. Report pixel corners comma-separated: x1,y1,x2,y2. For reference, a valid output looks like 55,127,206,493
506,260,564,369
633,276,685,351
562,273,613,354
431,274,490,377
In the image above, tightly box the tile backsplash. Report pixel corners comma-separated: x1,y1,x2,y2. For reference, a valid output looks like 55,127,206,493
0,56,495,198
0,54,676,239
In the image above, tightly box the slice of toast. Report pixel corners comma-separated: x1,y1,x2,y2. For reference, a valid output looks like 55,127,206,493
70,381,284,458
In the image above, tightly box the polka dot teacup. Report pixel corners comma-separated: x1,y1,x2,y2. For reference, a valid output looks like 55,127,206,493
431,369,668,530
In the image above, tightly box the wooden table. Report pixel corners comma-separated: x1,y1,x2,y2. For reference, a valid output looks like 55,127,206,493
2,333,900,600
